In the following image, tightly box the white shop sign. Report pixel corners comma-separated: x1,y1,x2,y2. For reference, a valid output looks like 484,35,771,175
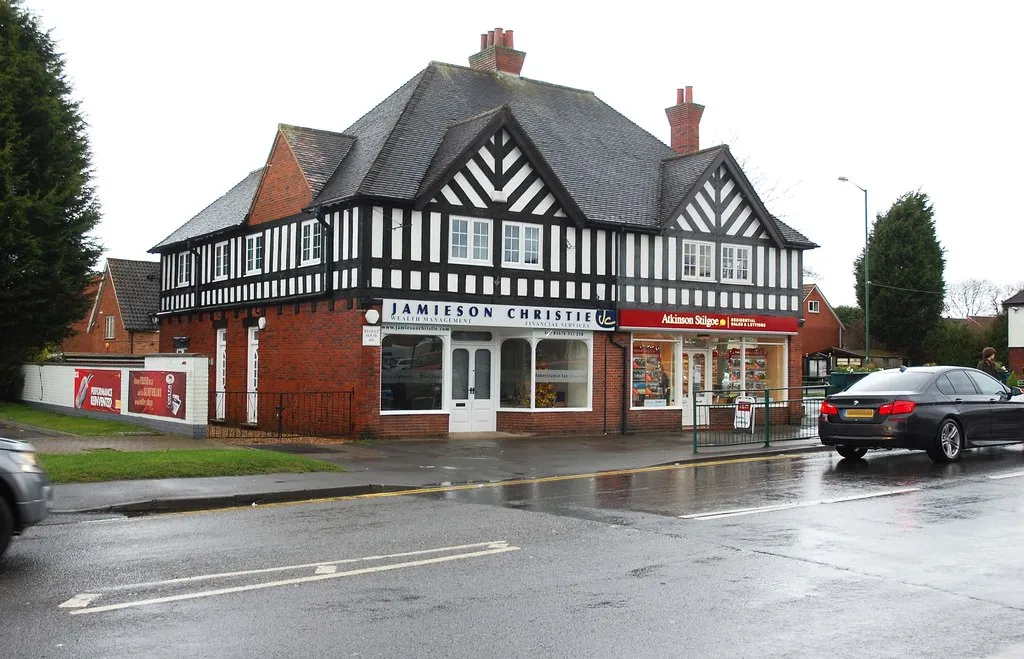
362,326,382,346
383,299,617,331
734,395,756,432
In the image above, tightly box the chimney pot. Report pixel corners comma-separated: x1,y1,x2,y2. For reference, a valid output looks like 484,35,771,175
487,30,494,48
666,85,704,155
480,34,487,51
469,27,526,75
505,30,514,49
685,85,693,103
494,27,504,46
676,88,684,105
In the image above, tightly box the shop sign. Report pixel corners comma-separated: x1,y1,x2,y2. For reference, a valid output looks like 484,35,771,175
618,310,798,334
128,371,187,419
73,369,122,414
383,299,617,331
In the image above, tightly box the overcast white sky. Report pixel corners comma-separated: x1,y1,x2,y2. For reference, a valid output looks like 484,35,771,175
25,0,1024,308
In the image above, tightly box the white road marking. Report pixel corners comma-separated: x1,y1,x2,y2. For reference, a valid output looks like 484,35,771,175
58,593,101,609
988,470,1024,480
69,544,519,615
99,540,510,592
314,565,337,575
680,487,921,521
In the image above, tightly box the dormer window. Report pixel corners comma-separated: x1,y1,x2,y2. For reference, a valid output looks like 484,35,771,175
808,300,820,314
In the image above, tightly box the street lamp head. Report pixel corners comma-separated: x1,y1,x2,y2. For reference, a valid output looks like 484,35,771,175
837,176,849,182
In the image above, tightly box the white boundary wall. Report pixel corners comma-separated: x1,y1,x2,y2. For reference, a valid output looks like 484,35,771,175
20,354,209,438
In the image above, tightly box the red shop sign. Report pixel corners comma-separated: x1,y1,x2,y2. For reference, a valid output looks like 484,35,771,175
128,370,187,419
73,369,122,414
618,309,799,334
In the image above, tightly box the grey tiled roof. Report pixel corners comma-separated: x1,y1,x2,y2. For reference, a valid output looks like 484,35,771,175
772,215,816,247
1004,289,1024,306
151,169,263,251
315,62,676,228
418,106,506,196
107,258,160,331
802,284,814,299
279,125,355,198
660,146,726,223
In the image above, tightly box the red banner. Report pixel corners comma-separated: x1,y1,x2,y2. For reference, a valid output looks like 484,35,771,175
128,371,187,419
73,369,122,414
618,310,799,334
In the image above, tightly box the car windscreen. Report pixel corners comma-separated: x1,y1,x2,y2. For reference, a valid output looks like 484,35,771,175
843,371,933,394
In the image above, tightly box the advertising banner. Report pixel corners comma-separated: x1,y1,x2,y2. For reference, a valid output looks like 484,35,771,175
73,369,122,414
128,371,187,419
618,310,799,334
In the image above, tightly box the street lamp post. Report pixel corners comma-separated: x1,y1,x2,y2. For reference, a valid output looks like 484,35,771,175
838,177,869,365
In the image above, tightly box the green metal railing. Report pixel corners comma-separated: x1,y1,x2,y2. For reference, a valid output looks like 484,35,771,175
691,385,826,452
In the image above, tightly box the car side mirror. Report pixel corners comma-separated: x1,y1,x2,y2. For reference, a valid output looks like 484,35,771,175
1011,386,1022,397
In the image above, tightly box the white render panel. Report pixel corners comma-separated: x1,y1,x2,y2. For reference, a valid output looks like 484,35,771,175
478,141,495,172
517,279,527,296
733,292,741,308
503,146,523,174
745,293,753,309
501,277,510,296
720,292,729,308
566,227,576,274
640,287,649,304
410,271,421,290
668,288,676,305
410,211,423,261
550,225,561,273
371,268,382,288
483,276,494,295
341,211,349,261
391,208,403,260
534,193,556,215
535,280,544,297
768,248,777,288
742,217,760,238
722,197,743,234
668,237,677,280
551,280,560,298
332,212,340,262
454,171,486,208
597,283,605,300
695,290,703,306
440,184,460,205
429,272,440,291
465,274,476,295
1008,308,1024,347
505,158,531,196
429,213,441,263
331,272,338,290
626,286,635,303
768,294,776,310
756,246,765,286
791,295,799,310
706,290,715,307
581,229,592,275
780,296,788,311
654,287,662,304
448,273,458,292
509,178,544,213
566,281,575,299
285,226,294,270
596,231,607,276
681,289,690,305
791,251,799,289
465,158,494,198
688,204,710,233
391,271,402,289
639,235,649,279
371,207,384,258
779,249,788,289
653,236,663,279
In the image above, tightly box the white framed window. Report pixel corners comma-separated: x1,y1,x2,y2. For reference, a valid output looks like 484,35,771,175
245,234,264,275
300,220,322,265
682,240,714,280
449,216,491,265
502,221,542,269
213,241,230,281
176,252,192,287
808,300,820,314
104,315,115,340
720,244,751,283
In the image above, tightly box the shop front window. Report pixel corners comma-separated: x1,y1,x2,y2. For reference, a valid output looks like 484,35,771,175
631,338,677,408
711,338,786,403
535,339,588,408
381,334,443,411
500,339,531,408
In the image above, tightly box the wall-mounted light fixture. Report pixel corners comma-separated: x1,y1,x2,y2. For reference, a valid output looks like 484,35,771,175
257,317,267,331
364,309,380,325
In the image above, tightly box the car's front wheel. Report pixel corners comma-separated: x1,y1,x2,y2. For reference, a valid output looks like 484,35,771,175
835,445,868,460
0,496,13,559
928,419,964,464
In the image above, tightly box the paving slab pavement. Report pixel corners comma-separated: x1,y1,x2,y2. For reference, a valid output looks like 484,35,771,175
41,432,830,514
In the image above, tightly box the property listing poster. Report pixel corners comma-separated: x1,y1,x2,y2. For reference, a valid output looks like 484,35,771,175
73,369,122,414
128,371,187,419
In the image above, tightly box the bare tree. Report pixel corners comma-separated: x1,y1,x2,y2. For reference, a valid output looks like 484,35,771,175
945,279,997,317
992,281,1024,313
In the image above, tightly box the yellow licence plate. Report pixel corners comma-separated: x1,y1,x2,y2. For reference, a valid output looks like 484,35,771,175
845,409,874,419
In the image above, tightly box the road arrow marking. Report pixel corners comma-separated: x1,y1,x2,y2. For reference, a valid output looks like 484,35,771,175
680,487,921,520
58,594,101,609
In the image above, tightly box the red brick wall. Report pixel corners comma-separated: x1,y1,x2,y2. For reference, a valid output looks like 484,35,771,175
249,131,312,225
1009,347,1024,380
799,288,842,355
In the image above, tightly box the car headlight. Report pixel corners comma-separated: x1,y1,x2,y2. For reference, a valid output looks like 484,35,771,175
9,451,42,473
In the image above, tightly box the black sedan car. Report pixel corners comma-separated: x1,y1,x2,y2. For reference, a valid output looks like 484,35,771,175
819,366,1024,463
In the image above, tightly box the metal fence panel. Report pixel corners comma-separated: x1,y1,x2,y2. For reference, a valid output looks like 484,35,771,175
208,391,354,440
692,386,826,452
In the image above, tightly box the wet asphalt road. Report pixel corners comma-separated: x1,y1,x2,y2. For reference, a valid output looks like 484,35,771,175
3,446,1024,658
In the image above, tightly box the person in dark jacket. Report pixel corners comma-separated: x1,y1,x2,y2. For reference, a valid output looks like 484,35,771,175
977,346,998,378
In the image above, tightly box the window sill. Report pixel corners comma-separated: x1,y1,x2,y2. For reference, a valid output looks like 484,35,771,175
501,262,543,271
497,407,593,413
630,405,682,411
720,279,753,286
449,258,492,267
299,259,322,268
380,409,448,416
213,275,228,283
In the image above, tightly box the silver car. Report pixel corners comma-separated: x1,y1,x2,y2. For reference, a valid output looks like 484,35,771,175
0,438,52,559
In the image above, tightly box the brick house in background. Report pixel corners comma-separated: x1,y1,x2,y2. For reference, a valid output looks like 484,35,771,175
150,27,818,438
1004,289,1024,375
62,258,161,355
799,283,844,377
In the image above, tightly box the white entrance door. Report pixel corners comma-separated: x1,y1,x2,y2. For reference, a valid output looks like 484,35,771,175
449,344,495,433
215,329,227,420
246,327,259,424
681,351,710,426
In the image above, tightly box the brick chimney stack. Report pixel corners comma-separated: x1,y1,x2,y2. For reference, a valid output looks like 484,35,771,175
469,27,526,76
665,86,705,155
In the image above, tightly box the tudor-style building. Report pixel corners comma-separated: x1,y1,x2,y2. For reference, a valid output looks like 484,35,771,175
150,28,817,438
